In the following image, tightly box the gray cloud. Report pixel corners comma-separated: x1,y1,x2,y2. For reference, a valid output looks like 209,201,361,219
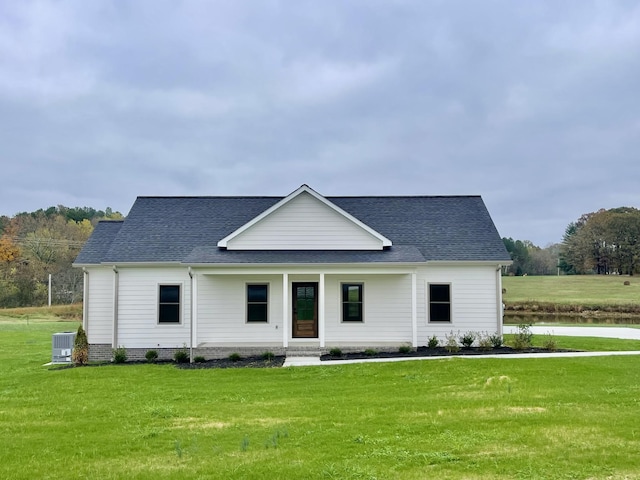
1,0,639,246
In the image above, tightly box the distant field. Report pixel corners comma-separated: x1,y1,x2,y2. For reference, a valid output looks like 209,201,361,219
502,275,640,313
0,303,82,320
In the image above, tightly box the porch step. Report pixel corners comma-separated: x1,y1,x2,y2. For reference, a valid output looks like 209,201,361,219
284,349,322,367
286,349,322,357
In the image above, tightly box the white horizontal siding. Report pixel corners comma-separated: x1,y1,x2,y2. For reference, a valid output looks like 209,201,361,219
418,265,500,343
116,268,191,348
91,263,501,349
227,191,383,250
324,274,414,344
196,275,282,344
86,267,113,344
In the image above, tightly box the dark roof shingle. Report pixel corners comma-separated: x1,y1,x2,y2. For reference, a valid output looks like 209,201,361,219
75,195,510,265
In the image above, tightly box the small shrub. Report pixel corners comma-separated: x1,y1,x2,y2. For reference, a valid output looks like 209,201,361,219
194,355,206,363
329,347,343,357
261,351,275,361
174,346,189,363
398,344,412,354
228,352,242,362
72,325,88,366
478,332,493,351
427,335,439,349
512,323,533,351
364,349,377,356
145,350,158,363
459,331,476,349
444,331,460,353
489,333,503,348
624,280,631,286
542,333,558,352
113,346,127,364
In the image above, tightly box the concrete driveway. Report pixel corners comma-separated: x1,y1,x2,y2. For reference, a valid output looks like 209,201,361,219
503,325,640,340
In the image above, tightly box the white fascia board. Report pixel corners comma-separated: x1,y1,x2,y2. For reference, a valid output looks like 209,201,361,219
98,262,186,268
186,264,421,275
426,260,513,267
216,184,393,248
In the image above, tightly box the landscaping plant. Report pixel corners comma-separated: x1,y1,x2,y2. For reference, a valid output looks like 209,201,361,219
71,325,88,366
512,323,533,350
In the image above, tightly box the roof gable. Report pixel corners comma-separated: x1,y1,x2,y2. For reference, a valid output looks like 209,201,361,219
217,185,392,250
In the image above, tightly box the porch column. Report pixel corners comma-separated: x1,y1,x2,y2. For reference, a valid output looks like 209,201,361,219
319,273,325,348
411,272,417,347
282,273,289,347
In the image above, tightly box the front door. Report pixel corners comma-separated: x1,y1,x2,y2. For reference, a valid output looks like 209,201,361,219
292,282,318,338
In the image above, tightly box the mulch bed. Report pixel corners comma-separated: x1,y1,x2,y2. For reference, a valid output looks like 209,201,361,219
54,347,577,370
175,356,286,369
321,346,577,361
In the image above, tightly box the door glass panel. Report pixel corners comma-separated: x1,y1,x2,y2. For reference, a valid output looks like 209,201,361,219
296,286,315,321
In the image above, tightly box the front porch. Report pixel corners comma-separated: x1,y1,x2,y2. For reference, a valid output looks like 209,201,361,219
190,267,420,349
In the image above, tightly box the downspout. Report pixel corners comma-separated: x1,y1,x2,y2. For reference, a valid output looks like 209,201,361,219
496,266,503,336
113,265,119,349
411,271,418,347
188,267,194,364
82,268,89,331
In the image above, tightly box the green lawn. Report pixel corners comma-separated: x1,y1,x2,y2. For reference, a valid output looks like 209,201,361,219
503,275,640,313
2,315,640,479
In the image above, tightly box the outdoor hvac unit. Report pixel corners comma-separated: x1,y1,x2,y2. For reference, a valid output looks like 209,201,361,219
52,332,76,363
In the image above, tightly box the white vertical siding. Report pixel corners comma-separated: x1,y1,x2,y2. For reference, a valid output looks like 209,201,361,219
227,192,383,250
197,274,283,344
86,267,114,344
417,264,500,343
116,267,191,348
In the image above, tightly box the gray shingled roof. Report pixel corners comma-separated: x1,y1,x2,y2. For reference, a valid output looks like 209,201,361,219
74,195,511,265
74,220,123,265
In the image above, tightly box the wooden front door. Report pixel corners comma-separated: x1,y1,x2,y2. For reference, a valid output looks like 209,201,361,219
292,282,318,338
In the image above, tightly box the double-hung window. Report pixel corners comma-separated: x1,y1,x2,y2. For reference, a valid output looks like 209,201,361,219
158,285,181,323
342,283,363,322
247,284,269,322
429,284,451,322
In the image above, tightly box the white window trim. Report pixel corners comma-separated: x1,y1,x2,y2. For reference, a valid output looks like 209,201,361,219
340,282,365,323
157,283,183,325
427,282,452,323
246,282,270,324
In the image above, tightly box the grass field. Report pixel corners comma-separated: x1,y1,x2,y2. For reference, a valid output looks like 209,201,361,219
2,313,640,479
502,275,640,313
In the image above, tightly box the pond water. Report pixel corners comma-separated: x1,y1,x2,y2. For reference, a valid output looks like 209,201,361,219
504,314,640,325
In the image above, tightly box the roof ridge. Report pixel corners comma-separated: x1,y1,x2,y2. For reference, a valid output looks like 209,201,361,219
135,195,481,200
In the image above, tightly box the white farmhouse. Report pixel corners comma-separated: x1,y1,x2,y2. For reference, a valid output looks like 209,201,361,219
74,185,511,361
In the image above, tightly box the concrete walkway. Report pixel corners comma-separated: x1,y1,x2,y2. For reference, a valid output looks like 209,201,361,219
283,326,640,367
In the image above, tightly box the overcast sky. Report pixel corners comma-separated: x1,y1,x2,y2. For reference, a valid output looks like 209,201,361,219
1,1,639,246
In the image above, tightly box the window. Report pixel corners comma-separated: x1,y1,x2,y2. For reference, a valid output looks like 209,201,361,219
247,284,268,322
342,283,363,322
158,285,181,323
429,284,451,322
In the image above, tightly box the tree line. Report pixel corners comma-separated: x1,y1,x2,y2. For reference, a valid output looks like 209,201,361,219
504,206,640,276
1,202,638,307
0,206,122,307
